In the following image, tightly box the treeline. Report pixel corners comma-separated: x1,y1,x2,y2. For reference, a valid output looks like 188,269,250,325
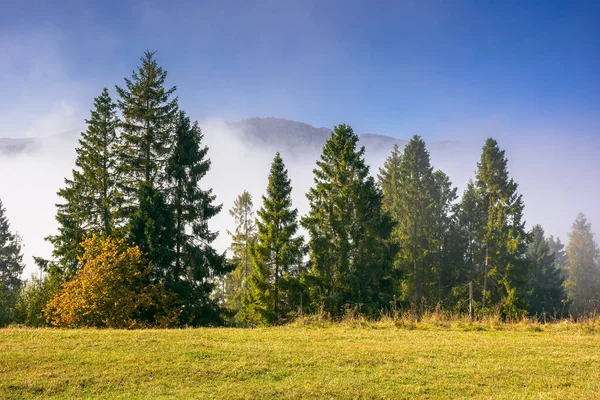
1,52,600,327
220,131,600,324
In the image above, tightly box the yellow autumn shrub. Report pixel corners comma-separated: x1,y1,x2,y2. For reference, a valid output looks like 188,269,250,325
44,235,180,328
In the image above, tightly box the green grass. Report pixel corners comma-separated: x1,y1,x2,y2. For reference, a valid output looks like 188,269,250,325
1,322,599,399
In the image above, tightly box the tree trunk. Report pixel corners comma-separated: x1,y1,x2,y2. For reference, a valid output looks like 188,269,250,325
483,247,488,308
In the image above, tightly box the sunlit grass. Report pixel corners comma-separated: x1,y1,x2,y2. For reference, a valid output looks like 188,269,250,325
1,319,599,399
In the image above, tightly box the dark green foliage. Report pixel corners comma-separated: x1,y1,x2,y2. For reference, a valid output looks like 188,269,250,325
244,153,305,324
526,225,567,317
0,199,25,326
429,170,458,305
451,180,485,308
377,144,402,216
394,135,436,305
475,138,528,318
47,88,121,278
564,213,600,315
116,50,178,205
379,138,459,308
457,181,485,281
547,235,567,280
129,182,175,281
377,145,404,281
165,111,231,325
302,125,396,316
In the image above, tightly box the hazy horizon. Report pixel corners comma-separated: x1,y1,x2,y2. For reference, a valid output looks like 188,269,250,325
1,115,598,278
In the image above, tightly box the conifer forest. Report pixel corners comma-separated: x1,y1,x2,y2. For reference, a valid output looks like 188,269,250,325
1,51,599,329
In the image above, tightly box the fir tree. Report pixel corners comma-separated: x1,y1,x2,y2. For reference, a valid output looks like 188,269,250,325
377,145,404,279
116,50,178,207
302,125,396,316
454,180,486,303
244,153,305,324
223,191,257,316
0,199,25,326
116,51,178,307
547,235,567,280
526,225,567,317
47,88,121,278
377,144,402,216
165,111,230,324
564,213,600,315
129,182,175,282
429,169,458,304
395,135,436,305
475,138,528,318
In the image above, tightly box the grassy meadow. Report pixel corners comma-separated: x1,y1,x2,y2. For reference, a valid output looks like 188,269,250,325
1,318,600,399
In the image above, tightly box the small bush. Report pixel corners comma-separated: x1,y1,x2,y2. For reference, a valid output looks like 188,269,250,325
44,235,181,328
13,274,62,327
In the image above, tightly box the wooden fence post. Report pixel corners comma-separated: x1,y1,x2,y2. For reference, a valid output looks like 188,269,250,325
469,281,474,321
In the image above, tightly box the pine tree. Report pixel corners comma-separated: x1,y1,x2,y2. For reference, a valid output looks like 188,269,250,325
377,144,402,216
454,180,486,304
116,50,178,208
475,138,528,318
165,111,230,324
129,182,175,281
116,51,179,299
47,88,121,278
526,225,567,317
244,153,305,324
429,169,458,304
564,213,600,315
223,191,257,316
0,199,25,326
395,135,436,306
547,235,567,280
302,125,396,316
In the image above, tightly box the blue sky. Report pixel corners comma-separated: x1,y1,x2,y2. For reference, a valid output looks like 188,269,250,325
1,0,599,140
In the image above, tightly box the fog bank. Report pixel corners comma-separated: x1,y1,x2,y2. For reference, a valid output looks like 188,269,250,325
0,120,598,278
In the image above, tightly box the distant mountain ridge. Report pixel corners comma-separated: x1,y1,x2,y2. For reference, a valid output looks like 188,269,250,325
1,117,465,159
227,117,465,159
0,137,37,154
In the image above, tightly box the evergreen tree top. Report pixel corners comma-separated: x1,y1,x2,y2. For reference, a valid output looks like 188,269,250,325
0,198,25,283
115,50,178,129
310,124,372,192
476,137,516,197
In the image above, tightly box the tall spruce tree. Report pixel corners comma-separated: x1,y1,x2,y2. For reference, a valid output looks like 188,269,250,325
116,51,179,291
526,224,567,317
378,144,404,276
429,169,458,304
395,135,436,306
129,182,175,281
302,124,396,316
244,153,305,324
116,50,178,208
378,144,402,216
223,191,257,316
547,235,567,280
165,111,230,324
475,138,527,318
0,199,25,326
47,88,121,278
454,180,486,304
564,213,600,315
